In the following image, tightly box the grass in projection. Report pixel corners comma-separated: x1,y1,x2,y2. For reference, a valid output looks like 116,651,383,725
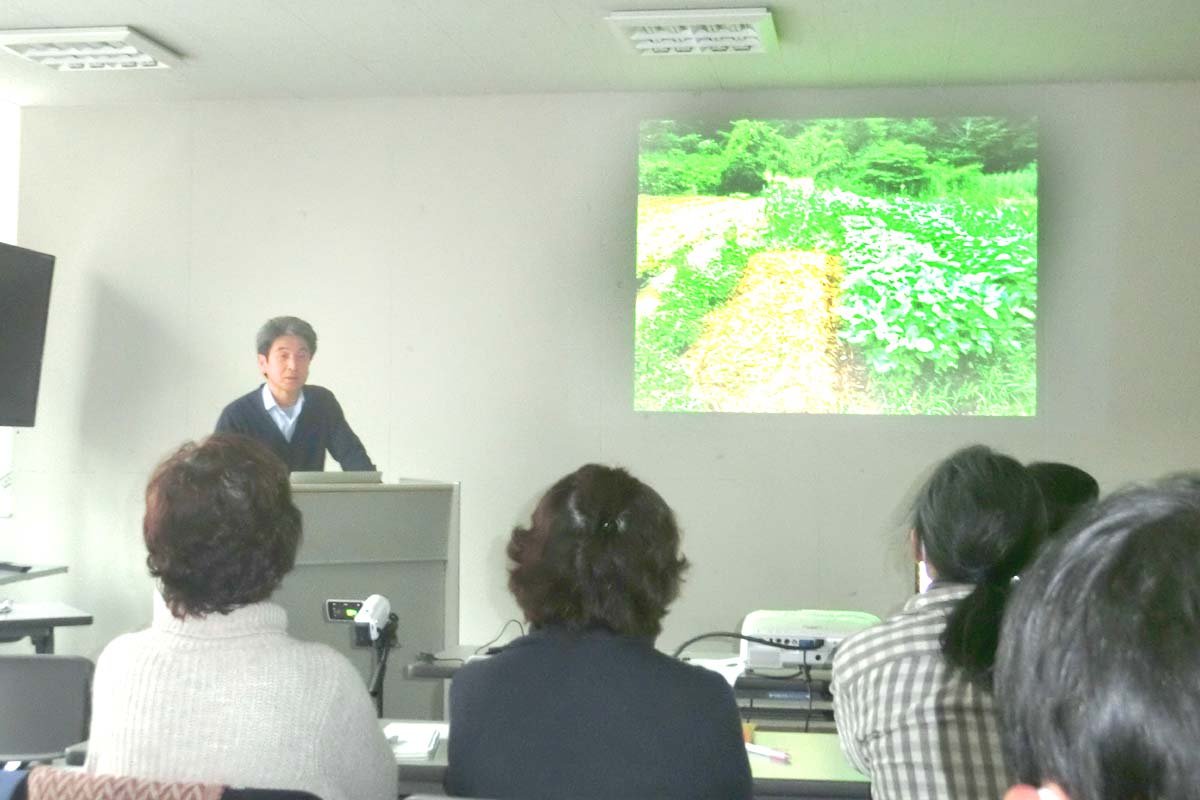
634,117,1038,415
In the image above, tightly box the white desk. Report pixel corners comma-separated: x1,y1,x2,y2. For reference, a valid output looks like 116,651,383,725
386,719,869,799
0,563,67,587
0,600,93,653
403,645,480,680
387,720,449,795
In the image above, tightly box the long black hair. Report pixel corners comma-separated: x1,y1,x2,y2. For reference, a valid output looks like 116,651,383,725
1026,461,1099,535
913,445,1046,686
997,483,1200,800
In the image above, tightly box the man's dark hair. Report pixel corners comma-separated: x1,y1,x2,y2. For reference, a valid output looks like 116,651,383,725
1026,461,1100,536
996,482,1200,800
256,316,317,357
913,444,1046,686
507,464,688,638
143,434,302,618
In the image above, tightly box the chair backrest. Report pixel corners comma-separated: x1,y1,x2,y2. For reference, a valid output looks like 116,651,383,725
25,766,224,799
0,655,93,762
20,769,327,800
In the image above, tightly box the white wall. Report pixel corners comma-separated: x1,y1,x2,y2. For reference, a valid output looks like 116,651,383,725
9,82,1200,659
0,102,17,520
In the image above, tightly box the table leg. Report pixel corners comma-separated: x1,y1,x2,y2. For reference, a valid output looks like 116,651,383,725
30,626,54,654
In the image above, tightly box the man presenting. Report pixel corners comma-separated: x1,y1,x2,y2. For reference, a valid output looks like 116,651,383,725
215,316,375,472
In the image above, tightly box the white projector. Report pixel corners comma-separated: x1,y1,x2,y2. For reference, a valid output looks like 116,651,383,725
740,609,881,671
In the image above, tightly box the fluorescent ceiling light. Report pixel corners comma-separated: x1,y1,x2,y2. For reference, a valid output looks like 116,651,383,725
0,26,178,71
606,7,777,56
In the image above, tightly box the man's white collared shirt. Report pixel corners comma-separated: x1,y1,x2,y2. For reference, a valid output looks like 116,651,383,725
261,384,305,442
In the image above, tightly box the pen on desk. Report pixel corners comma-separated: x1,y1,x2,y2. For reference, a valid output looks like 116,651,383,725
745,742,791,764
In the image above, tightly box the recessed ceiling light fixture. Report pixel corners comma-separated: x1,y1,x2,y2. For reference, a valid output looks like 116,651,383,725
0,26,178,71
606,7,777,56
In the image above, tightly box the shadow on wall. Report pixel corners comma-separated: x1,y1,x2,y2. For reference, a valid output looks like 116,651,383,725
62,275,188,654
73,274,194,471
483,520,519,632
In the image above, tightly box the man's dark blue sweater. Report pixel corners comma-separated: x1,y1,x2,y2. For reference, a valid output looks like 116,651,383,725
214,384,374,472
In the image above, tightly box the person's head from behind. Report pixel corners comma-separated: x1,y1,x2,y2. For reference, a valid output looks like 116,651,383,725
507,464,688,638
912,444,1046,685
1026,461,1100,536
144,434,302,618
256,316,317,401
996,483,1200,800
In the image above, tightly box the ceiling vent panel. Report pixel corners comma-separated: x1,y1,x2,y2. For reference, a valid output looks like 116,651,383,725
0,26,178,71
606,8,777,56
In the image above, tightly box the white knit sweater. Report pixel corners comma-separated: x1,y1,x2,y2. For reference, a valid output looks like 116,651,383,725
85,596,395,800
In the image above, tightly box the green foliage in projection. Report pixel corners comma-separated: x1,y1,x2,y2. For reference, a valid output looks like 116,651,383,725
934,116,1039,173
639,152,725,195
853,140,934,196
635,115,1039,415
716,120,798,195
789,125,853,185
638,120,727,195
635,229,750,410
761,179,1037,413
638,116,1039,201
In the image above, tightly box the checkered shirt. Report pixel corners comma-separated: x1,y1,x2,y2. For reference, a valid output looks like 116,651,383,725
830,582,1010,800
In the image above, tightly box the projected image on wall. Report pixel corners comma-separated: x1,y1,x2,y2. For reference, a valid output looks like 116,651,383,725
635,116,1038,415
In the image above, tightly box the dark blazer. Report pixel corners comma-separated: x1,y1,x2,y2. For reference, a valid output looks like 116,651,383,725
445,625,753,800
214,384,374,472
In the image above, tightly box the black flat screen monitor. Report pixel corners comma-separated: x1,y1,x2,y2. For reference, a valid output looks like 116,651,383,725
0,241,56,427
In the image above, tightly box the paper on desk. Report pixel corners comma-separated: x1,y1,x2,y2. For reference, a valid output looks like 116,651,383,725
383,722,442,759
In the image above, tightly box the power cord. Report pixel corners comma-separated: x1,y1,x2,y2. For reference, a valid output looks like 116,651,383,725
670,631,825,659
474,618,526,655
802,650,813,733
367,612,400,718
674,631,827,733
415,651,464,666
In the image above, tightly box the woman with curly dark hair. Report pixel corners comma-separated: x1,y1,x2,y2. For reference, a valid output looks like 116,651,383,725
84,434,395,800
445,463,751,800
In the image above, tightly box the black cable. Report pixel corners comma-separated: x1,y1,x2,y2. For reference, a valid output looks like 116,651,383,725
670,631,825,660
674,630,831,734
802,651,813,733
368,613,400,718
474,618,526,655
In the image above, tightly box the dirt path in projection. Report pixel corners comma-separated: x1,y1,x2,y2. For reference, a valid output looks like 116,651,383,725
637,195,766,274
681,250,854,413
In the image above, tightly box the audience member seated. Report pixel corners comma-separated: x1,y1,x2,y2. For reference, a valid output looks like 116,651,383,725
444,464,752,800
1026,461,1100,536
996,480,1200,800
831,445,1046,800
85,434,395,800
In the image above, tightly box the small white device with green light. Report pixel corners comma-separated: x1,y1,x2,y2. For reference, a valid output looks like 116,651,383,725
325,599,364,622
355,594,392,642
327,595,395,649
